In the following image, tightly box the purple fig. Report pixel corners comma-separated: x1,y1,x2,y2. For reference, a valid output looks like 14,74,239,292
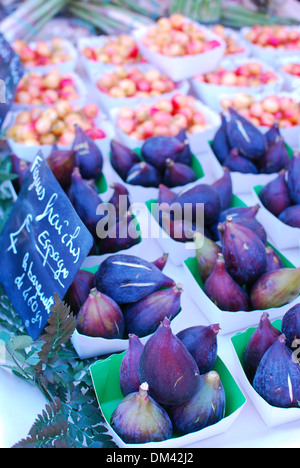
47,148,75,189
95,254,175,305
265,122,281,148
282,304,300,349
152,253,169,271
107,182,131,221
204,253,250,311
230,216,267,245
176,324,221,374
243,312,281,383
173,183,221,226
123,284,182,338
259,170,291,217
253,334,300,408
68,167,103,237
72,124,103,180
96,211,140,255
167,371,226,435
161,211,196,243
220,217,267,285
287,151,300,204
141,135,189,173
110,139,140,180
223,148,258,174
175,129,192,166
194,231,222,282
110,382,173,443
64,269,95,315
139,317,200,405
163,158,197,188
211,113,231,164
278,205,300,228
258,137,290,174
212,168,233,211
126,161,162,187
219,204,260,223
158,184,176,205
119,334,144,396
250,267,300,310
265,245,284,272
226,107,266,160
77,288,125,338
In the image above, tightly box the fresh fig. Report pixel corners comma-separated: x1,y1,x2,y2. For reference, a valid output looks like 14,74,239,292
152,253,168,271
167,371,226,435
204,253,250,311
287,152,300,204
265,246,284,272
72,124,103,180
110,382,173,444
250,267,300,310
219,204,260,223
226,107,266,160
258,137,290,174
176,324,221,374
163,159,197,188
126,161,162,187
173,183,221,226
107,182,131,221
77,288,125,338
64,269,95,315
47,148,75,189
243,312,281,383
282,304,300,349
278,205,300,228
97,211,140,255
119,334,144,396
95,254,175,305
161,211,196,243
175,129,192,166
158,184,176,205
110,139,140,180
223,148,259,174
139,317,200,406
230,216,267,245
220,217,267,285
259,170,291,217
68,167,103,237
212,168,233,211
253,334,300,408
123,284,182,338
265,122,281,149
141,135,189,173
194,231,222,282
211,113,230,164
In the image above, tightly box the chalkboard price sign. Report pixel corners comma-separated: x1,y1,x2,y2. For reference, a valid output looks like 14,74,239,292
0,152,94,340
0,32,24,128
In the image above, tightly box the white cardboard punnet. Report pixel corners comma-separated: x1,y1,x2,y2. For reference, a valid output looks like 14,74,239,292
5,112,114,161
12,71,87,112
252,186,300,250
132,22,226,82
24,39,78,75
91,72,190,116
110,100,221,155
183,260,299,336
241,26,300,66
231,324,300,428
191,56,284,112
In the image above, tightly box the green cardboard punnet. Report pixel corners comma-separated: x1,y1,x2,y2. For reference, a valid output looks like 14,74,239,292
89,352,246,444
